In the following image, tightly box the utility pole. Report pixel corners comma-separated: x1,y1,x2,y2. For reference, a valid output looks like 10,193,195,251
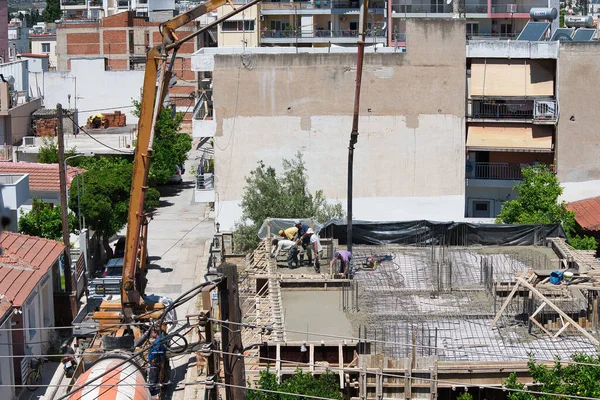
57,103,72,292
218,263,246,400
347,0,369,253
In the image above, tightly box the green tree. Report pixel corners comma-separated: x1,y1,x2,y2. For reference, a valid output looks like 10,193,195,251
248,369,343,400
38,137,78,165
42,0,61,23
19,198,77,240
233,152,344,253
505,354,600,400
69,157,161,256
496,165,597,250
132,100,192,185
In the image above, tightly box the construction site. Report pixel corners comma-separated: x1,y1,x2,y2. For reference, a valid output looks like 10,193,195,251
204,220,600,399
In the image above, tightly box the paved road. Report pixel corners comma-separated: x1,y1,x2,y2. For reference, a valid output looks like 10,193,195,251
143,157,214,400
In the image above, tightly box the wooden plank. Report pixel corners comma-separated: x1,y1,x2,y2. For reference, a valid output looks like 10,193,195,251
518,277,600,346
531,302,546,318
554,321,571,338
490,280,521,328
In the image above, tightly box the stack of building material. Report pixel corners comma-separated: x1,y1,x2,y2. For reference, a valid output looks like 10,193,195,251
35,118,57,136
102,110,126,127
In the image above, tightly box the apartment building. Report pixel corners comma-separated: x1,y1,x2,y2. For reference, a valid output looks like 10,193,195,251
192,17,600,228
216,0,559,48
55,11,200,125
8,19,30,62
61,0,175,20
0,2,8,63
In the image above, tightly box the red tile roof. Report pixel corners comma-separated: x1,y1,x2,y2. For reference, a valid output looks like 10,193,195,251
567,196,600,231
0,233,65,307
0,162,85,191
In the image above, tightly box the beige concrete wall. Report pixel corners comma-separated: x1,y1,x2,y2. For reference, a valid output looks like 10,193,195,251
9,98,42,145
216,4,259,47
556,42,600,184
212,19,466,227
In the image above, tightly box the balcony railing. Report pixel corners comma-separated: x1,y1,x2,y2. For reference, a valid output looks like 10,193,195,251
261,28,385,38
392,32,407,41
331,0,385,8
117,0,130,8
469,162,524,180
392,1,452,13
491,3,547,13
88,0,102,6
468,99,557,122
62,0,86,5
467,32,520,40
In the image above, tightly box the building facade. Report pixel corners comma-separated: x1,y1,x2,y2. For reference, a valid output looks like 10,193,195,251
195,19,468,229
0,2,8,63
31,33,58,70
60,0,176,20
8,19,30,61
192,18,600,228
215,0,559,48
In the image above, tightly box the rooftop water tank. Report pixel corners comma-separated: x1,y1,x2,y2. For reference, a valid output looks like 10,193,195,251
530,7,558,21
565,15,594,28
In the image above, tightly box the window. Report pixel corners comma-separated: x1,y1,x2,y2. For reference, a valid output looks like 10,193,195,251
466,22,479,36
221,20,255,32
349,21,358,31
41,43,50,53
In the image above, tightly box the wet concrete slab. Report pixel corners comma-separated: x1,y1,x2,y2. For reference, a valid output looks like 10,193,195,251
281,290,353,342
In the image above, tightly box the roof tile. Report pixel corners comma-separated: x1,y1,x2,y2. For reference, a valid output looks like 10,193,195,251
566,196,600,231
0,162,85,192
0,232,65,307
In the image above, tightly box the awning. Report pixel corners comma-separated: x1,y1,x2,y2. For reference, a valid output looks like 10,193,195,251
466,126,553,152
470,59,554,97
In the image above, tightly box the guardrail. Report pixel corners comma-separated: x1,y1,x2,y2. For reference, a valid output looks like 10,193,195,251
470,162,524,180
261,28,386,38
468,99,557,122
491,3,547,13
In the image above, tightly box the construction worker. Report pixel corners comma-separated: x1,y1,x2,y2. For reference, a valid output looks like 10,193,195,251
271,238,300,268
294,220,312,266
278,225,298,241
331,250,352,278
305,228,322,273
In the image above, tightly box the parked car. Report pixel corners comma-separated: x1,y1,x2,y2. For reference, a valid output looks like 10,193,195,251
103,257,124,278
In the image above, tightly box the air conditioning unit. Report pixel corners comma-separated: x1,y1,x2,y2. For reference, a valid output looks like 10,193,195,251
23,136,35,147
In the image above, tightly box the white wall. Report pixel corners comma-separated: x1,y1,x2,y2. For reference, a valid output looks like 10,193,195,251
31,37,57,69
214,114,466,230
560,179,600,203
40,59,144,124
0,314,15,400
0,174,29,209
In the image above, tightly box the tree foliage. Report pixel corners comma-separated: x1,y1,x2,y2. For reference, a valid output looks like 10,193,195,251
38,137,78,165
19,198,77,240
504,353,600,400
42,0,61,23
496,165,597,250
132,100,192,185
233,152,344,253
247,369,343,400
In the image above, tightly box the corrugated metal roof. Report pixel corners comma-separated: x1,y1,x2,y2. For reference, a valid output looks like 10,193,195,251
567,197,600,231
0,232,65,307
0,162,84,191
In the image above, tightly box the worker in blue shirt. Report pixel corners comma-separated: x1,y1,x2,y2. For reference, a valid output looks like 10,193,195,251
293,220,312,266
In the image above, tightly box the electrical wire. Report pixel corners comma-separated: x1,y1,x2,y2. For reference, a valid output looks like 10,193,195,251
211,350,600,400
208,318,600,369
65,115,133,154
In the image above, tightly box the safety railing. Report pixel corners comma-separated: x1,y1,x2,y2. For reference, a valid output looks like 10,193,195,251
62,0,86,5
490,3,548,13
469,99,533,120
331,0,385,8
470,162,524,180
261,28,386,38
391,1,452,13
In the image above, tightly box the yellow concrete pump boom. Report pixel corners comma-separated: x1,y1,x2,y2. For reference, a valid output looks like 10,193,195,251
120,0,263,322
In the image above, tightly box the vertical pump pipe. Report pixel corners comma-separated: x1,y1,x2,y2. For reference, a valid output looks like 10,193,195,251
347,0,369,253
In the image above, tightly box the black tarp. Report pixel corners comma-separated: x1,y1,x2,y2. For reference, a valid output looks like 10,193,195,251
319,219,565,246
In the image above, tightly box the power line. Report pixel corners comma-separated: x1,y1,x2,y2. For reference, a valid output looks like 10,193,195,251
214,349,600,400
65,115,133,154
208,318,600,369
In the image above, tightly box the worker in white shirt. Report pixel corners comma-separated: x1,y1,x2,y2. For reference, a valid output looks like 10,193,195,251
271,238,299,268
305,228,323,273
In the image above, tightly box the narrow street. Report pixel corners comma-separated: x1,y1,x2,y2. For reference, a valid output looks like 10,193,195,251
143,156,215,400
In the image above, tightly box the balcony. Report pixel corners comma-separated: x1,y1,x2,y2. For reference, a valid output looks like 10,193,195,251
62,0,86,5
467,99,557,124
490,3,547,13
331,0,385,8
469,162,524,180
88,0,102,6
261,28,386,39
392,1,452,13
117,0,130,8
